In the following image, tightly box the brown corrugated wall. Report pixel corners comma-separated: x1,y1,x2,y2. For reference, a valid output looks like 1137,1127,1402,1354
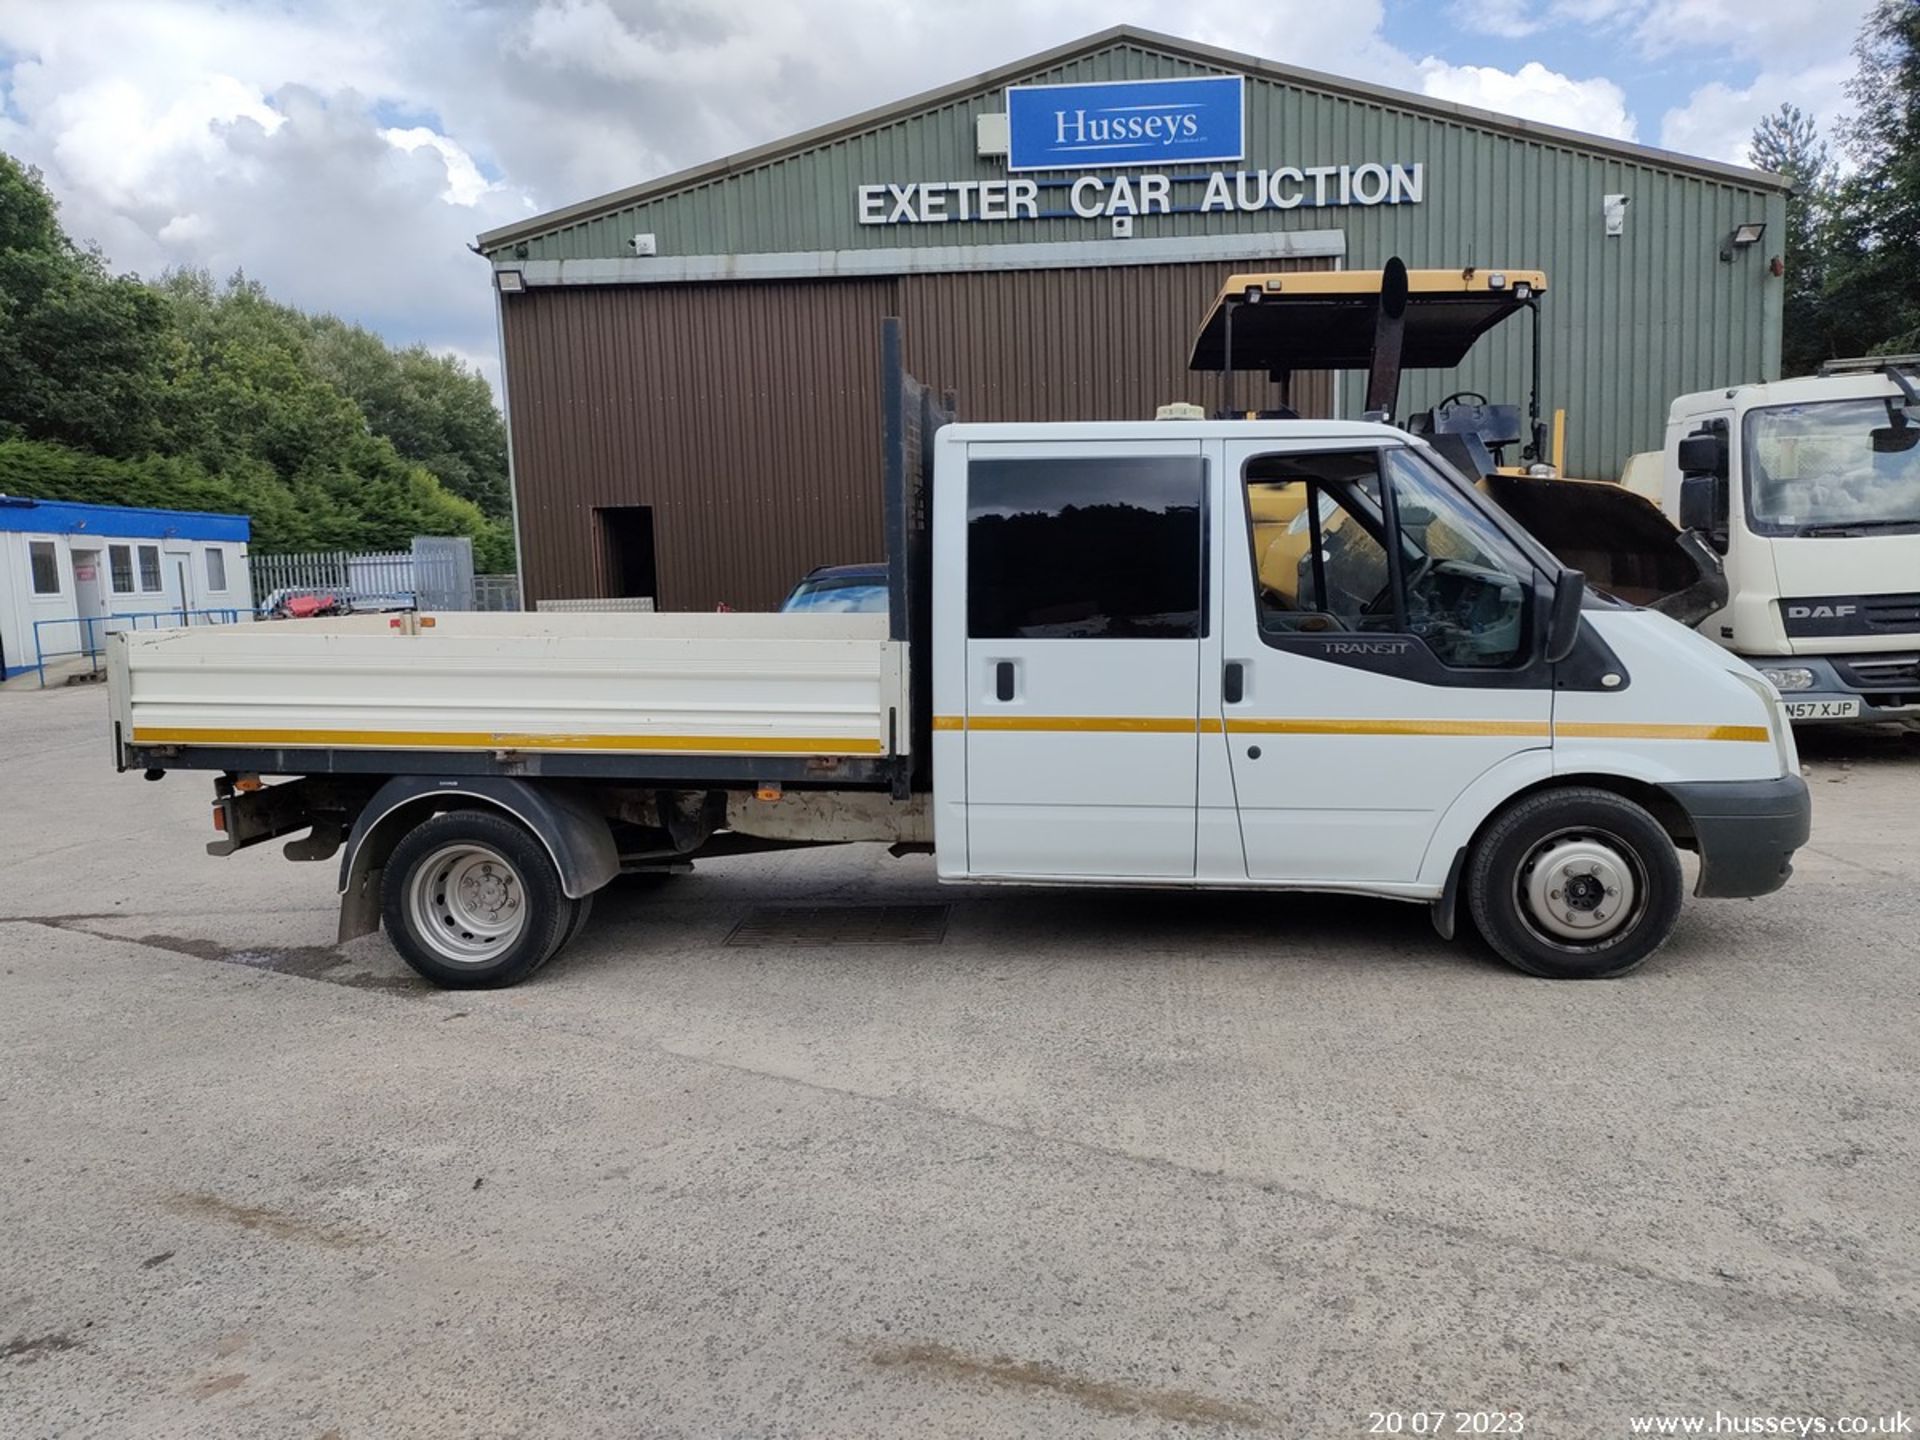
501,257,1328,610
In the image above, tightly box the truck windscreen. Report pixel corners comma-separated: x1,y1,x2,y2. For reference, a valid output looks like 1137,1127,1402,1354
1744,398,1920,536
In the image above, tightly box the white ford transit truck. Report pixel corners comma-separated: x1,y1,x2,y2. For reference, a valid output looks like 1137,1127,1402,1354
108,338,1810,987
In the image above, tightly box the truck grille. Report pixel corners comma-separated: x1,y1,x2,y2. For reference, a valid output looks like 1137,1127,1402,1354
1836,655,1920,689
1860,594,1920,631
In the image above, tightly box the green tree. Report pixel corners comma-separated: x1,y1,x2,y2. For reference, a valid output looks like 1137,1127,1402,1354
306,316,510,518
0,163,514,572
1751,103,1835,375
0,155,170,455
1822,0,1920,358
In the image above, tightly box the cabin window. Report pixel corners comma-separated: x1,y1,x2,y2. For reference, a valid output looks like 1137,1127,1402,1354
966,455,1206,640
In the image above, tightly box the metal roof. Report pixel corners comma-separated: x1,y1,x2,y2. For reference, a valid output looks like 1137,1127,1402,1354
0,497,249,543
478,24,1788,252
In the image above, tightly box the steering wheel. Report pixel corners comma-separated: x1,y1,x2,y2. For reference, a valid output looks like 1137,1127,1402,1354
1363,553,1434,618
1436,391,1489,410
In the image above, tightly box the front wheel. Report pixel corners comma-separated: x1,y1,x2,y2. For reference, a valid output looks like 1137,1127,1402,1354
1466,787,1683,979
382,810,574,988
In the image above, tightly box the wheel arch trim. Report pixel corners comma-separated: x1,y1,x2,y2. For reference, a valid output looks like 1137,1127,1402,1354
336,778,619,942
1419,753,1699,895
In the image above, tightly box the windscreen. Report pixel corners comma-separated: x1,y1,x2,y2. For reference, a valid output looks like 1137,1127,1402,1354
1744,398,1920,536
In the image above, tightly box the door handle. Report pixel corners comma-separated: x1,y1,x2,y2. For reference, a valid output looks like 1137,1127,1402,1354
1223,661,1244,705
995,660,1015,703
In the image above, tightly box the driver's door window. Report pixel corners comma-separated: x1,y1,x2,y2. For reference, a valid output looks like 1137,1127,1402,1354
1246,452,1399,636
1244,447,1532,669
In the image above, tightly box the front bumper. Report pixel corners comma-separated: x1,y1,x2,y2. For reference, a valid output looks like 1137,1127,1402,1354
1741,652,1920,724
1666,775,1812,899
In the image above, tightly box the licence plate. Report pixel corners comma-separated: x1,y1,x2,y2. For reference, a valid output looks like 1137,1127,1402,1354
1783,699,1862,720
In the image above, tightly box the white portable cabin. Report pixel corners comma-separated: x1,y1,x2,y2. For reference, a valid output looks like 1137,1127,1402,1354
0,497,252,680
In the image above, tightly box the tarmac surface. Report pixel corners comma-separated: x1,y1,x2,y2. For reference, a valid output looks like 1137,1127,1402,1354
1,681,1915,1438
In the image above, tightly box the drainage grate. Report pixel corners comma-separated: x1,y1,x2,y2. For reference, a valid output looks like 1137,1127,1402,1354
725,904,950,948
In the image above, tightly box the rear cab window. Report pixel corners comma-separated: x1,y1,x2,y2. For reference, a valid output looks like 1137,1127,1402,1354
967,454,1207,639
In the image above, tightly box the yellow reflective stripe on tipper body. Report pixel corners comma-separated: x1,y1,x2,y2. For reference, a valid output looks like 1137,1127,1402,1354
130,727,885,756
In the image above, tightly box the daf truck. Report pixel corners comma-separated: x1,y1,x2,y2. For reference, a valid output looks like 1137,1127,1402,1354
1629,357,1920,726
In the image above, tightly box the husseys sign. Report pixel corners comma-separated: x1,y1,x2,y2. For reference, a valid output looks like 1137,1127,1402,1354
855,75,1425,225
1006,75,1245,170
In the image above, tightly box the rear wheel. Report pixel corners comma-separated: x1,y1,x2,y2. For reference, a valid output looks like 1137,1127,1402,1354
1466,787,1683,979
382,811,572,988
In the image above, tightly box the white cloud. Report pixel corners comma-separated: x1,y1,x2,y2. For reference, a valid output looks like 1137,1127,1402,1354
1449,0,1545,39
1658,60,1854,167
382,127,496,206
1418,59,1639,141
1628,0,1875,63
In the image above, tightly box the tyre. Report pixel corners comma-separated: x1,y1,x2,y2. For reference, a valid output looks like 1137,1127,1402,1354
382,810,573,989
1466,786,1684,980
548,891,594,963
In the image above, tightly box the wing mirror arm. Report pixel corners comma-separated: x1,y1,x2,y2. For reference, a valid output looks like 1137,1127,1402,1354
1544,568,1586,664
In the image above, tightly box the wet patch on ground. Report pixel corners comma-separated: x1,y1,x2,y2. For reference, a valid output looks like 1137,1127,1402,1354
7,917,424,995
867,1340,1273,1431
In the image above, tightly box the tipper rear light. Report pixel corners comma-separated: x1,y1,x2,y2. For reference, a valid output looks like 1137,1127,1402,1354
211,804,228,834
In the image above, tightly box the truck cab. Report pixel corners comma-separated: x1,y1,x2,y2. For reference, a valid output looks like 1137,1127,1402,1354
1660,359,1920,724
928,417,1807,978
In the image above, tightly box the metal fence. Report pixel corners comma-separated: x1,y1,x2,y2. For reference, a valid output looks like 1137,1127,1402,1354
473,574,522,611
251,549,414,610
250,537,481,612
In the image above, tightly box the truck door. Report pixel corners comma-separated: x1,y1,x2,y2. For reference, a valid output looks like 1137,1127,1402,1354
961,442,1206,878
1220,439,1553,883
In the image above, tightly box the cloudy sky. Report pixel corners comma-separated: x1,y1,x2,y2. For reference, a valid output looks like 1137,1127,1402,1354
0,0,1871,397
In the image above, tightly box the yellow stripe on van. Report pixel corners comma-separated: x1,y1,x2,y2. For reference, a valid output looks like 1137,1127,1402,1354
1228,717,1552,738
962,715,1206,734
1553,721,1770,743
933,716,1770,743
130,726,885,756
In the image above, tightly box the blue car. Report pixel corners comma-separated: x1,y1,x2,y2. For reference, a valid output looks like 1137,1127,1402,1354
779,563,889,614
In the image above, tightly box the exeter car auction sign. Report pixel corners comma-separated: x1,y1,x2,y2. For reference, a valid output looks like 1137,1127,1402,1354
855,74,1425,226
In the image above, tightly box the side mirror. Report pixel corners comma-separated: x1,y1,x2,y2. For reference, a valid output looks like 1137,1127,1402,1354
1677,473,1717,532
1545,568,1585,664
1677,473,1730,553
1676,431,1725,476
1871,426,1919,453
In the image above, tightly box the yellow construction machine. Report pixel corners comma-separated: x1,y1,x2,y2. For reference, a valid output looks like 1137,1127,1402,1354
1188,259,1724,624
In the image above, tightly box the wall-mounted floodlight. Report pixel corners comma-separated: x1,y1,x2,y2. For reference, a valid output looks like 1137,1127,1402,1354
495,267,527,294
1720,222,1766,262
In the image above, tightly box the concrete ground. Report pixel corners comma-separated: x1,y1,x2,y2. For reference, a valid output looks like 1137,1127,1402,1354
1,682,1915,1440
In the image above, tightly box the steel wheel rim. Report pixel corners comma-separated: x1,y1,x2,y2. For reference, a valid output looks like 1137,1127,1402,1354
407,843,527,965
1516,825,1646,948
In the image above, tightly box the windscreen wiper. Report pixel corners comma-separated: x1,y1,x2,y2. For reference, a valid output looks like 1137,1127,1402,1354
1797,519,1920,537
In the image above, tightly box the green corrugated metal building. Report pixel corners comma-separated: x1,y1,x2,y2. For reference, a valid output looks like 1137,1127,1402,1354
478,25,1788,611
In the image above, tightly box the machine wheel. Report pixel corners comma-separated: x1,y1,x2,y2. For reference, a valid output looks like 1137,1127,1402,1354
1466,787,1683,979
382,810,573,989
